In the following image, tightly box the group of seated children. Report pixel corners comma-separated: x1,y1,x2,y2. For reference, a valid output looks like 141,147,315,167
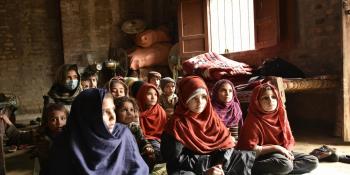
0,63,319,175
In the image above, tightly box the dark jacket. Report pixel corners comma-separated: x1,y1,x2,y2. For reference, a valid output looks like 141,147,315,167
161,133,255,175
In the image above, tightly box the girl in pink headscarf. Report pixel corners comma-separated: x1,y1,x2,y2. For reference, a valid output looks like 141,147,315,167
211,79,243,141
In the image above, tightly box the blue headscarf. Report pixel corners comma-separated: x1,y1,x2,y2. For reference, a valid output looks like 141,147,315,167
47,88,148,175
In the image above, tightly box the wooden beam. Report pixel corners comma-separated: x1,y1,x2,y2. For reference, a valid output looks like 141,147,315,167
342,1,350,142
266,76,286,104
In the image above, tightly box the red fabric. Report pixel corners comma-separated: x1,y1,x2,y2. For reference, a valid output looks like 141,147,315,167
135,27,171,48
136,83,167,140
236,83,295,151
165,76,235,154
182,52,252,81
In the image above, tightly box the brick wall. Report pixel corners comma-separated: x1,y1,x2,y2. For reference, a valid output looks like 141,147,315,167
60,0,178,65
227,0,342,76
0,0,342,121
224,0,342,130
0,0,63,114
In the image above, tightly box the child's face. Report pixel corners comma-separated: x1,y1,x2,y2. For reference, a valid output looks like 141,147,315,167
149,77,160,88
110,82,126,98
163,82,175,96
66,69,78,81
145,88,158,108
259,89,278,112
89,75,98,88
187,93,207,114
47,110,67,135
116,101,136,124
81,80,90,90
217,83,233,103
102,97,116,133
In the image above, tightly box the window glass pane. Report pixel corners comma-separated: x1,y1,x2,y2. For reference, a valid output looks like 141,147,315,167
209,0,255,53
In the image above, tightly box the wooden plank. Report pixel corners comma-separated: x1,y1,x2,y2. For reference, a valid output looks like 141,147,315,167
178,0,209,58
267,76,286,104
342,2,350,142
254,0,280,49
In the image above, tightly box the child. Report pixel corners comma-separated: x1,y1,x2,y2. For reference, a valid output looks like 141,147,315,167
47,89,148,174
81,66,99,89
135,82,167,169
114,96,156,170
0,103,69,175
211,79,243,141
236,83,318,174
43,64,82,112
159,77,178,117
147,71,162,93
161,76,255,175
107,76,128,98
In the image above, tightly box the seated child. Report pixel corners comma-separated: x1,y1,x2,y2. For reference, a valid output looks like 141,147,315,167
44,64,82,112
114,96,156,170
236,83,318,175
107,76,128,98
134,82,167,170
159,77,178,118
47,89,148,174
161,76,255,175
211,79,243,141
0,103,69,175
147,71,162,93
81,66,99,89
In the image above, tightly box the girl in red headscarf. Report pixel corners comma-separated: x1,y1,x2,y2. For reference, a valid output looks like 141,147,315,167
161,76,255,175
135,82,167,170
236,83,318,174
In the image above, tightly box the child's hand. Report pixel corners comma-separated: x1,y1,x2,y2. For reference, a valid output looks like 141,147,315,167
276,145,294,160
165,108,174,119
204,164,225,175
144,146,154,155
0,108,13,126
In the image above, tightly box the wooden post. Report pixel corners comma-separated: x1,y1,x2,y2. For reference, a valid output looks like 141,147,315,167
267,76,286,104
342,1,350,142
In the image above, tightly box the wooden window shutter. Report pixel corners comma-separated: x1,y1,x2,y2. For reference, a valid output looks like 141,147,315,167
178,0,209,58
254,0,280,49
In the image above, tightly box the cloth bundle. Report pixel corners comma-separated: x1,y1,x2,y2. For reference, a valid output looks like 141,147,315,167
135,27,171,48
182,52,252,80
129,43,172,70
182,52,252,89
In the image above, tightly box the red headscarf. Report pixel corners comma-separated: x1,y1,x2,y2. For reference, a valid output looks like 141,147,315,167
136,83,167,140
236,83,295,151
165,76,235,154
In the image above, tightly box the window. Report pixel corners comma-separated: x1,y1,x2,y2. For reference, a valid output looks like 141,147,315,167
209,0,255,53
178,0,280,57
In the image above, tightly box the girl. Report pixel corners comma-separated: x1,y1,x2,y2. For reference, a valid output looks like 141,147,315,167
114,96,155,169
161,76,255,175
236,83,318,174
47,89,148,174
108,76,128,98
44,64,82,112
211,79,243,141
135,82,167,168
